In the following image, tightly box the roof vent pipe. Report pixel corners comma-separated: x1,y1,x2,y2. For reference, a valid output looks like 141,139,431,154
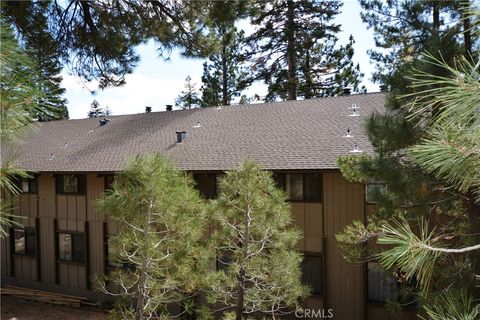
176,131,186,143
99,118,110,126
380,84,388,92
145,106,152,113
166,105,173,111
343,88,351,96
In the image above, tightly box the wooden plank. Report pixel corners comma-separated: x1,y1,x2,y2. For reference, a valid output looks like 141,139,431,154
68,264,79,288
57,195,67,220
67,196,77,223
305,203,322,236
323,172,365,320
59,263,68,286
291,202,305,251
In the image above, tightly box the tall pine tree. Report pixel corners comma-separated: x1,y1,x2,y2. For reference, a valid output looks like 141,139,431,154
335,1,479,315
246,0,362,101
3,2,68,120
206,162,308,320
200,27,249,107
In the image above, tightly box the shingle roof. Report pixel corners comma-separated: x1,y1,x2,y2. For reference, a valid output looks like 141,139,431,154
3,93,385,172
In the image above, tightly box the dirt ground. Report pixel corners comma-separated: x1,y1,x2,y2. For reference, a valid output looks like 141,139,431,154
1,296,109,320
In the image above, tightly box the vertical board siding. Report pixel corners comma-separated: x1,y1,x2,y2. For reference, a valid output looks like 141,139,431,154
38,175,56,283
324,172,365,320
87,174,106,284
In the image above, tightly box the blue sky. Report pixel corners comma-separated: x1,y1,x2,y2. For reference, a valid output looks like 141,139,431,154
63,1,378,119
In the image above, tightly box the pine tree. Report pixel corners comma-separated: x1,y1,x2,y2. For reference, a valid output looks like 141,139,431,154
246,0,362,101
98,154,209,320
175,76,201,110
206,161,308,320
200,27,249,107
2,1,68,121
0,21,53,237
87,100,105,118
335,3,479,316
1,1,216,89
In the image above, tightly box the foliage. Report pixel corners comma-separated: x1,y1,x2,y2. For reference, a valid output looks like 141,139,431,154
420,290,480,320
206,161,308,319
2,1,68,120
1,1,216,89
200,27,250,107
336,2,480,315
87,100,106,118
175,76,201,109
0,21,50,238
246,0,362,100
97,154,209,320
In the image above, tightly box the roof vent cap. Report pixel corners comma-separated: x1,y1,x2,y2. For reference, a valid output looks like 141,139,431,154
48,153,55,160
349,108,360,117
99,118,110,126
145,106,152,113
176,131,186,143
343,88,351,96
349,144,363,153
344,129,353,138
166,105,173,111
193,121,201,128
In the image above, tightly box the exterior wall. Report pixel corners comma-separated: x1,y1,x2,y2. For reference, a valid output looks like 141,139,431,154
1,170,414,318
323,172,366,320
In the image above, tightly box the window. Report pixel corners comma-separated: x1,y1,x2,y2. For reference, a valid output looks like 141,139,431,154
18,177,37,193
56,175,86,194
367,262,398,303
13,228,36,256
301,254,323,295
105,175,115,191
58,232,85,263
304,173,322,201
273,173,322,202
193,173,217,199
366,183,386,203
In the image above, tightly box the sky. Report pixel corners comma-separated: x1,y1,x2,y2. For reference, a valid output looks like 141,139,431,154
63,1,378,119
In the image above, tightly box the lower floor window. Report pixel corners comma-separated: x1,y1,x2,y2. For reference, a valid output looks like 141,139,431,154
367,262,398,303
58,232,85,263
302,254,323,295
13,228,36,256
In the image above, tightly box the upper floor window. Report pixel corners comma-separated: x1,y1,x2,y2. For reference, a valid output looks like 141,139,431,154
104,175,115,191
13,227,36,256
18,177,37,193
365,183,386,203
56,175,86,195
273,173,322,202
193,173,217,199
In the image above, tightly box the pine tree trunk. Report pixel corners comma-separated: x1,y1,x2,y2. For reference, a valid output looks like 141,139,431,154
462,1,472,56
235,206,250,320
286,0,297,100
222,39,229,106
135,201,153,320
304,44,312,99
432,3,440,36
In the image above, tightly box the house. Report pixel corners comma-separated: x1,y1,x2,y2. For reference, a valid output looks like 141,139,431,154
0,92,415,319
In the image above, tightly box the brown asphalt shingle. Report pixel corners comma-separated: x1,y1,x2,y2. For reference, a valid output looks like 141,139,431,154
3,93,385,172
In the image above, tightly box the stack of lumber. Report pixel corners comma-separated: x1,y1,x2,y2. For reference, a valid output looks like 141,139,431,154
1,285,88,307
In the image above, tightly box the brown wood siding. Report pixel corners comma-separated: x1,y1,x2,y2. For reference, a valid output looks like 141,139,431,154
323,172,365,320
86,174,106,284
38,175,56,283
